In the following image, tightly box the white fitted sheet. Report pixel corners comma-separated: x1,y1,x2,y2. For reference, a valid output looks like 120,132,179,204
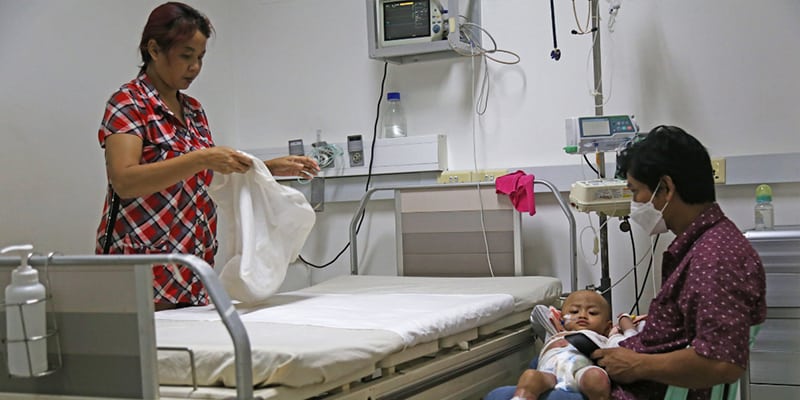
155,275,561,389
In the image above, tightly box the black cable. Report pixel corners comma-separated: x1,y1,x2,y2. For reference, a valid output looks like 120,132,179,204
626,220,640,315
364,63,387,193
299,62,389,269
630,235,660,314
583,154,600,176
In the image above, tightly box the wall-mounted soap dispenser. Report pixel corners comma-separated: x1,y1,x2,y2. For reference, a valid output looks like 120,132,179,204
2,244,48,377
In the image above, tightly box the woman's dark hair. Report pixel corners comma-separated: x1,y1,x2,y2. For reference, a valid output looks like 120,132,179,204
615,125,716,204
138,2,213,74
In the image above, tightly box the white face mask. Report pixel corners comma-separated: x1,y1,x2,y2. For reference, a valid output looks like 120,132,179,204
629,182,669,235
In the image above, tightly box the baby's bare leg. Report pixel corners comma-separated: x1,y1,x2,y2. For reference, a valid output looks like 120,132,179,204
577,366,610,400
513,369,557,400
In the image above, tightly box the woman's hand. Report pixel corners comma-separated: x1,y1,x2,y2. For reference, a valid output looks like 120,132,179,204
265,155,320,177
105,135,254,198
200,146,252,174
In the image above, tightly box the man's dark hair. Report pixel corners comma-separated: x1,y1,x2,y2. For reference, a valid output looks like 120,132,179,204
615,125,715,204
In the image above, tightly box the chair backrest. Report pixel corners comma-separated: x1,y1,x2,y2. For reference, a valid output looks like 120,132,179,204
663,324,761,400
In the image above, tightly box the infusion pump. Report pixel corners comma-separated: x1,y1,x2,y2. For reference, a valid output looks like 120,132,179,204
569,179,632,217
564,115,639,154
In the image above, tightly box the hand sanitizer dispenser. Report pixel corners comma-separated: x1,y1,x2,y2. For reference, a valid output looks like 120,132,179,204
2,244,48,377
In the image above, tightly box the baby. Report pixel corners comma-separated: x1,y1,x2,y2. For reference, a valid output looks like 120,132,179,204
513,290,643,400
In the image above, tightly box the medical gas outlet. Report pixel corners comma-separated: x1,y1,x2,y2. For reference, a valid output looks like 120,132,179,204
569,179,632,217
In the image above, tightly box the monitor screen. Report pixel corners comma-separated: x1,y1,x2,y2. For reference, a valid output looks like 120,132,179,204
383,0,431,41
581,119,612,137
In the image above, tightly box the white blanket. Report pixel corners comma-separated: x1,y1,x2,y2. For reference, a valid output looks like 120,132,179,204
239,293,515,347
209,152,315,303
156,292,515,347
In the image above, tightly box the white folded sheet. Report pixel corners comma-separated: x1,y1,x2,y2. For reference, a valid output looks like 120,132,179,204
157,292,514,347
239,293,514,347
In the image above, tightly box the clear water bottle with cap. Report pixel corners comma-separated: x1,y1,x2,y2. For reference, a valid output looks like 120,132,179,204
754,184,774,230
382,92,407,139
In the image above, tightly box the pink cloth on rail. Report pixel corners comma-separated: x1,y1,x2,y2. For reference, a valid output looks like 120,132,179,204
495,170,535,216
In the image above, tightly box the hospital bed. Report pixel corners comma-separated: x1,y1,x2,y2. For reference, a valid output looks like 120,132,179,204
0,180,576,400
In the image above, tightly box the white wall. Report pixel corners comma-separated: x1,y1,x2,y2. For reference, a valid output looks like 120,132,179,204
0,0,235,250
1,0,798,313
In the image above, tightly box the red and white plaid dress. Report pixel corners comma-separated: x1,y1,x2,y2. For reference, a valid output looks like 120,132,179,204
95,73,217,307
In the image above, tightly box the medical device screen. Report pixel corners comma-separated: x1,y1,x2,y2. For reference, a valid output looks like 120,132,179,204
383,0,431,41
581,119,612,137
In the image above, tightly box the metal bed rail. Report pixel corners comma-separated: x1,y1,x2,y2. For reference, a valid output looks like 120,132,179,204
0,253,254,400
348,180,578,293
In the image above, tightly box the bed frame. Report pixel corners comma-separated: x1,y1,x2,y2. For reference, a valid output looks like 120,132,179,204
0,180,577,400
0,255,550,400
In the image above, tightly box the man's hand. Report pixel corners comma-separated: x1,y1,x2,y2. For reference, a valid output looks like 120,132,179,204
591,346,645,384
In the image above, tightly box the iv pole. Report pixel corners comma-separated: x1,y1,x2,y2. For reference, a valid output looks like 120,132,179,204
589,0,613,309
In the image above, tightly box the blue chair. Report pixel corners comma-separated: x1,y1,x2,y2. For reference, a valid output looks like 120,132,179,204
484,385,585,400
663,325,761,400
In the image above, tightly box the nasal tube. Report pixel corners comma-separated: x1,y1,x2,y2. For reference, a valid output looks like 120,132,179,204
2,244,48,377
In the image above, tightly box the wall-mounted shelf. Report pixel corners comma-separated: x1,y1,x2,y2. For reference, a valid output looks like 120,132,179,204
247,134,448,179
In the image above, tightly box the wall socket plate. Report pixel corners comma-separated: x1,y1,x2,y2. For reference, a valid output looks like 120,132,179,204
711,158,726,184
471,169,509,183
437,170,471,184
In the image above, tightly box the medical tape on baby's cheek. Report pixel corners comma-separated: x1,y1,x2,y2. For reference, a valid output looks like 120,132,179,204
561,313,573,329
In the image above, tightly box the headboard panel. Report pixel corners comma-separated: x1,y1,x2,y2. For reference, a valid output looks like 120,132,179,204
396,185,522,277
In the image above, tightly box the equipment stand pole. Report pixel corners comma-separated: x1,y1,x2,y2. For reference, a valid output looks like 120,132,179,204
590,0,613,310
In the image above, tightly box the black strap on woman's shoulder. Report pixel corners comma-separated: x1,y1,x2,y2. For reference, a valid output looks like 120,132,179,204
102,192,121,254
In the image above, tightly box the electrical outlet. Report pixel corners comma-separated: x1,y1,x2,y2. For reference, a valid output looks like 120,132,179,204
437,171,471,184
471,169,510,182
711,158,726,184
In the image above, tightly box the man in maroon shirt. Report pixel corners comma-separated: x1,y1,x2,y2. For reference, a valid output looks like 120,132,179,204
592,126,767,400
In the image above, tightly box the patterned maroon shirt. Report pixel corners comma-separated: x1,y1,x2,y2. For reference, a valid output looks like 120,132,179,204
612,203,767,400
95,73,217,306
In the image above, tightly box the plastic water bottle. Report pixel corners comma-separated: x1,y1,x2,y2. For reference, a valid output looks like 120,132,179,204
754,184,774,230
382,92,407,138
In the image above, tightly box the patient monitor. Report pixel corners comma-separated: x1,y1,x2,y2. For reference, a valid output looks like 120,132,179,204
366,0,482,63
376,0,445,47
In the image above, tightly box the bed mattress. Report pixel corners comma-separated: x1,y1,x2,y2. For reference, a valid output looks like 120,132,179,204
155,275,561,392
